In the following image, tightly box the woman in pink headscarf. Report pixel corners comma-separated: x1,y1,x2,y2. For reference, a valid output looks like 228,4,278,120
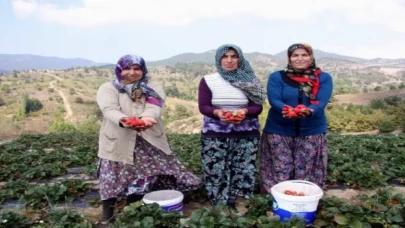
96,54,201,224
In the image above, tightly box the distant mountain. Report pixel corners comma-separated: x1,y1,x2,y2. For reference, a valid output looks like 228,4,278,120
148,50,279,67
274,49,367,63
148,49,373,67
0,54,100,72
0,69,9,73
148,50,216,66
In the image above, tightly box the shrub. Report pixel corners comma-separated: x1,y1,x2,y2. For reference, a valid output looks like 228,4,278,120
379,120,396,133
48,88,54,92
0,97,5,107
76,116,101,134
50,120,76,133
26,98,43,113
74,97,84,103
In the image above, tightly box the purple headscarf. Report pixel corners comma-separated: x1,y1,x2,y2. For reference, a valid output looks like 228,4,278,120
112,54,164,107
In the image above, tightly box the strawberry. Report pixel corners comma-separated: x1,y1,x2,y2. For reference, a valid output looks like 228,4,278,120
225,112,232,118
294,107,302,114
298,192,305,196
287,111,297,118
237,113,245,118
282,105,292,112
284,190,293,195
123,117,144,127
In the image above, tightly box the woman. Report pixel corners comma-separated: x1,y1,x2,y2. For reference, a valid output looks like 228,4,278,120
96,54,201,224
260,43,333,193
198,44,265,214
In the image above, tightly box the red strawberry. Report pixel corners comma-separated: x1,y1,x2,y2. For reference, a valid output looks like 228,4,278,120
287,111,297,118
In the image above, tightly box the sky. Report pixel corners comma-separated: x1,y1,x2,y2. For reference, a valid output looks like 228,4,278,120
0,0,404,63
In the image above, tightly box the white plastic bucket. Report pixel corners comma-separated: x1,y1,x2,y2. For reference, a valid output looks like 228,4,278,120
142,190,184,214
270,180,323,224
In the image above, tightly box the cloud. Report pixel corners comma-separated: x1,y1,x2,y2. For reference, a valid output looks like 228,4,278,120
325,23,337,32
321,42,405,59
12,0,38,18
11,0,405,33
314,0,405,33
10,0,321,27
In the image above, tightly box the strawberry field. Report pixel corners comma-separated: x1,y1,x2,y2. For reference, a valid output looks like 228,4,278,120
1,133,405,227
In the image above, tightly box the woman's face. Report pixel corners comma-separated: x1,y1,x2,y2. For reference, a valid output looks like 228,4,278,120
121,64,143,83
289,48,312,70
220,49,239,71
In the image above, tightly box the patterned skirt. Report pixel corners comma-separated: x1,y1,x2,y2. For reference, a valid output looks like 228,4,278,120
98,136,201,200
259,133,328,194
201,136,260,206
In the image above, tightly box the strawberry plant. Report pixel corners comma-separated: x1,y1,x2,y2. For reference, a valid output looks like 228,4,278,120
0,180,29,203
22,179,92,209
46,208,94,228
112,201,182,228
0,211,32,228
315,189,405,227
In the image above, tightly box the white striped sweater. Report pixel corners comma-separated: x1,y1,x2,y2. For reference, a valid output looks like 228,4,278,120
204,73,248,111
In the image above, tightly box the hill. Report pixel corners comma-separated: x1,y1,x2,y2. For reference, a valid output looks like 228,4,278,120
0,54,101,72
274,49,367,63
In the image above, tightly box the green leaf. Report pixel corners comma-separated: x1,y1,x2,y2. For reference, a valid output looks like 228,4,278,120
334,214,349,225
390,214,404,223
349,220,362,228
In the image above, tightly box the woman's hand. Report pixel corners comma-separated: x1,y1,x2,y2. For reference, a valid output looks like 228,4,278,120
282,105,313,118
140,116,157,127
120,116,157,131
231,108,248,124
214,108,247,124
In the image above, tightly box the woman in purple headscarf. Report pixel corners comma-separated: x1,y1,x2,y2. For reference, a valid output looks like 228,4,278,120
96,54,201,224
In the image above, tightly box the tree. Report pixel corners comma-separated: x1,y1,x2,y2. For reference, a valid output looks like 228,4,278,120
164,86,180,97
370,99,385,109
0,97,5,106
26,98,43,113
389,85,396,90
379,120,396,133
374,86,382,91
384,96,401,106
75,97,84,103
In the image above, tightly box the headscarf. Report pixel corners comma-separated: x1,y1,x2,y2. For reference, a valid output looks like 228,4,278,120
112,54,164,107
285,43,322,105
215,44,265,105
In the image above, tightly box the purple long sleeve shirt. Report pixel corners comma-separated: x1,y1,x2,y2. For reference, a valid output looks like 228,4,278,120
198,78,263,138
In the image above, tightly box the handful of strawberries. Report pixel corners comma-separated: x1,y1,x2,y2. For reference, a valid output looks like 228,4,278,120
223,110,246,122
282,104,311,118
122,117,145,127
